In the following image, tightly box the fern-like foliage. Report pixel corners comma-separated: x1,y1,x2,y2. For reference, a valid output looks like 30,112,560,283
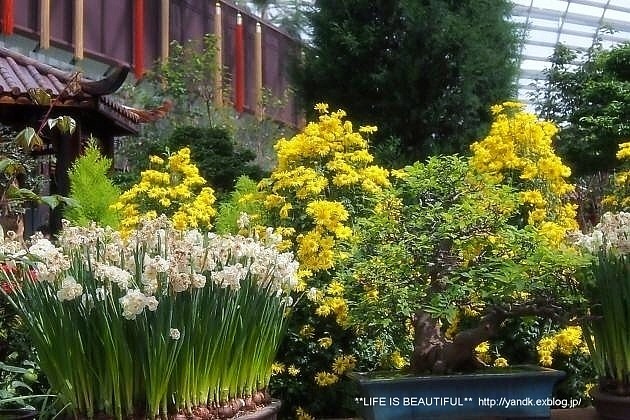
215,176,267,233
64,141,120,228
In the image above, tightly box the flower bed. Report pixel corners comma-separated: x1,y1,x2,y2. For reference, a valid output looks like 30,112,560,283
0,216,298,419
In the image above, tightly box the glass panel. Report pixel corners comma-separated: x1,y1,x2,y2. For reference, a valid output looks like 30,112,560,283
604,8,630,24
557,33,595,48
567,3,605,18
529,29,559,43
522,44,555,59
531,0,568,12
528,17,561,29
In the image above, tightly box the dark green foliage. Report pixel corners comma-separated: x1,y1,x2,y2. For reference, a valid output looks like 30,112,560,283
0,126,44,216
295,0,520,164
533,42,630,176
0,295,52,413
64,142,120,228
165,126,264,195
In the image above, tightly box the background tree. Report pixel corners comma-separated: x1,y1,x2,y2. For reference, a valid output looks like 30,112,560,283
243,0,314,39
295,0,520,164
533,42,630,177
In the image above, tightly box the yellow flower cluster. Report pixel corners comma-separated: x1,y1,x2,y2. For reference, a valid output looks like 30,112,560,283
271,362,299,377
494,357,509,368
537,326,585,367
474,341,492,364
470,102,577,245
315,295,349,326
299,325,315,339
262,105,391,272
332,354,356,374
318,336,333,349
390,351,408,370
295,406,314,420
602,141,630,211
314,371,339,387
271,362,285,375
112,148,217,236
474,341,510,367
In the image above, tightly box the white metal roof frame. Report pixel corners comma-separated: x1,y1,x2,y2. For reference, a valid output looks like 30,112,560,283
511,0,630,103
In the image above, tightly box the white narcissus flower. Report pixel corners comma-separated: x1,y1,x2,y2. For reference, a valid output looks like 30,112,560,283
170,272,191,293
213,264,246,290
306,287,319,302
575,212,629,255
169,328,181,340
57,275,83,301
191,273,206,288
94,263,132,290
120,289,158,320
237,212,251,229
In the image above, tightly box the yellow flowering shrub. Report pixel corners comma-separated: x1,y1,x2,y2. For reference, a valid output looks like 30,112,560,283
258,105,390,272
602,141,630,211
536,326,586,367
470,102,577,246
112,148,217,236
265,106,390,418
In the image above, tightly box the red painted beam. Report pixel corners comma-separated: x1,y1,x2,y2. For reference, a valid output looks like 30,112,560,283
1,0,14,35
133,0,145,78
235,13,245,113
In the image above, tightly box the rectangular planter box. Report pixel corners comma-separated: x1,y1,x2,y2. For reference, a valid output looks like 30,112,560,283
349,365,565,420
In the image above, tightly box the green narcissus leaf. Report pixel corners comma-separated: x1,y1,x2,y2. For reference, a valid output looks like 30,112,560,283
48,116,76,135
27,88,51,106
14,127,43,151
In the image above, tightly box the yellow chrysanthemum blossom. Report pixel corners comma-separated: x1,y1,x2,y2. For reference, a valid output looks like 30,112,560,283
314,371,339,387
260,105,390,274
470,102,577,246
113,148,217,236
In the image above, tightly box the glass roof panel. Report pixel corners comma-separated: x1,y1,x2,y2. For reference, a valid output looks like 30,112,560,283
531,0,568,12
521,44,555,58
512,0,630,105
557,33,596,48
528,17,561,29
603,9,630,24
567,3,605,17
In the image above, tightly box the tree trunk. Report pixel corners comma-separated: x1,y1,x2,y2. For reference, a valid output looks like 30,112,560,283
410,304,561,375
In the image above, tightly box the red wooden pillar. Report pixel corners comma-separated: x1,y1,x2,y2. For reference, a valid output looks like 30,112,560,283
133,0,145,78
1,0,14,35
235,13,245,113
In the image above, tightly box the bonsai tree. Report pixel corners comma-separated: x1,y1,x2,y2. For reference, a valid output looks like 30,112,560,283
336,104,587,374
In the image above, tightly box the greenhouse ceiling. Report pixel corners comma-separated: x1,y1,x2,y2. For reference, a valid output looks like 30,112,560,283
511,0,630,103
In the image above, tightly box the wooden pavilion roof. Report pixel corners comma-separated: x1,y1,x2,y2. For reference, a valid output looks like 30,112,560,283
0,46,140,135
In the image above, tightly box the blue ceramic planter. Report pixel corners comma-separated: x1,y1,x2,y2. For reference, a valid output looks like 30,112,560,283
349,365,565,420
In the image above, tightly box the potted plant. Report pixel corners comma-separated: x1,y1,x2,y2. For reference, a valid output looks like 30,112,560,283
336,103,588,419
576,211,630,419
0,146,300,419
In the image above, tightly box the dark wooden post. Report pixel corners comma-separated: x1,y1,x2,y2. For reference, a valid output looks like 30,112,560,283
50,123,81,233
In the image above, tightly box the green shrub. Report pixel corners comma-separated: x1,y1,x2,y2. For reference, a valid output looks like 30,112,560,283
166,126,264,195
64,141,120,228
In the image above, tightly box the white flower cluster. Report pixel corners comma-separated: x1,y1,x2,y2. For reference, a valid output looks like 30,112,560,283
120,289,159,320
2,216,299,320
575,212,630,255
27,239,71,282
94,263,132,290
56,275,83,301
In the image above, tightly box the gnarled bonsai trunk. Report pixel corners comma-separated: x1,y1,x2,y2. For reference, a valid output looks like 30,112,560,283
410,304,561,374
